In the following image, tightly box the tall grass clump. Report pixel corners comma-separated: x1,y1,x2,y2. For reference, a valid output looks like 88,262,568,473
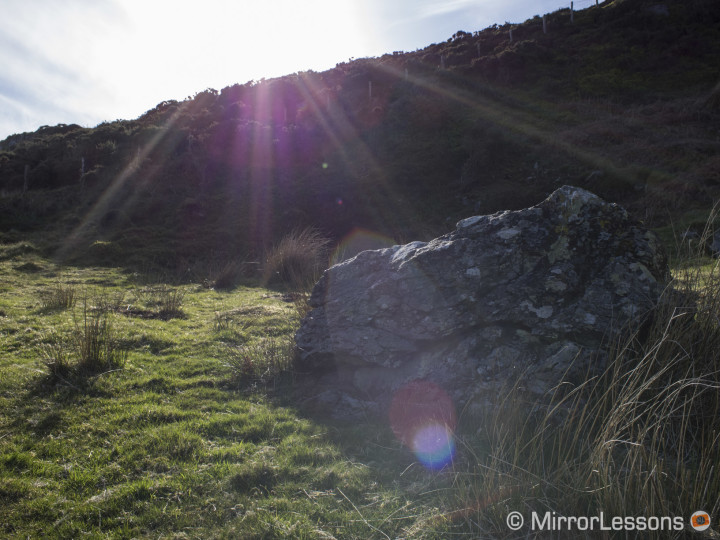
213,309,234,332
262,228,330,291
132,285,185,319
443,233,720,538
211,259,259,290
224,335,295,386
73,298,128,373
38,283,76,311
154,286,185,319
42,296,128,378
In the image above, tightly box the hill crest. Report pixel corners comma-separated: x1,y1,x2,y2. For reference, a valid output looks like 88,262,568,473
1,0,719,270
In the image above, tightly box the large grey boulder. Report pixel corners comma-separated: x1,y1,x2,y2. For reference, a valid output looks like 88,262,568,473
295,186,668,416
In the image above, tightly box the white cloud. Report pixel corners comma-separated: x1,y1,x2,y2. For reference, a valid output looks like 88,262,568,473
0,0,133,136
0,0,375,139
0,0,580,140
419,0,479,19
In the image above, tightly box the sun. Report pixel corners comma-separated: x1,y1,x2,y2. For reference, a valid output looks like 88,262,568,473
116,1,365,99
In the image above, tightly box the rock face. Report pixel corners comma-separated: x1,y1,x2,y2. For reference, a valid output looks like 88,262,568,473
295,186,668,416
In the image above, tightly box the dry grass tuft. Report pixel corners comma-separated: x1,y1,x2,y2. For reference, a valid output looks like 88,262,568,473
262,228,330,292
38,283,77,311
224,335,295,386
444,217,720,537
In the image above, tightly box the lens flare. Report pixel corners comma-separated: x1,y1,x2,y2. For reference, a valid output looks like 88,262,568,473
389,380,457,470
412,423,456,470
330,228,395,265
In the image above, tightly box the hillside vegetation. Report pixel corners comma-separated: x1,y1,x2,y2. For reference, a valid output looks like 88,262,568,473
3,0,720,538
1,0,720,273
2,227,720,537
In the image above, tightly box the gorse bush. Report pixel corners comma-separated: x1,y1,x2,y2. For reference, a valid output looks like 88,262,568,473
262,228,330,291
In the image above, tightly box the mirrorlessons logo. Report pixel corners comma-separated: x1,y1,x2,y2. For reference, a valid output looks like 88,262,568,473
506,511,689,532
691,511,711,532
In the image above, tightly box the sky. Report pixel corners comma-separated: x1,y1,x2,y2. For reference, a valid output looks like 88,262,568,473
0,0,587,141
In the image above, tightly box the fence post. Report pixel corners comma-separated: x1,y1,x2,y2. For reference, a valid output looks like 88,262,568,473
571,1,574,23
543,15,547,33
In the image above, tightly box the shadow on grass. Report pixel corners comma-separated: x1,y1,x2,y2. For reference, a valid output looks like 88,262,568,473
6,375,113,440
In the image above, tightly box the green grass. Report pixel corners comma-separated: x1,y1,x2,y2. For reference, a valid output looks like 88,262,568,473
2,243,720,538
0,250,455,539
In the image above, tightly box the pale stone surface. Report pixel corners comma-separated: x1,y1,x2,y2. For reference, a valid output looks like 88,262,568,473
295,186,669,417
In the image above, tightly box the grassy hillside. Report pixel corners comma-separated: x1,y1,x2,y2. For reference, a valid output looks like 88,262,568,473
3,1,720,536
0,248,426,538
1,0,720,273
2,238,720,537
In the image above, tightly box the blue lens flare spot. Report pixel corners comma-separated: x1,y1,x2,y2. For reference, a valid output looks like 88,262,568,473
389,380,457,471
412,423,455,470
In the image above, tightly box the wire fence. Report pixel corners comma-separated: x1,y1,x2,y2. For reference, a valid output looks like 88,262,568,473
572,0,600,9
505,1,602,44
569,0,598,23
